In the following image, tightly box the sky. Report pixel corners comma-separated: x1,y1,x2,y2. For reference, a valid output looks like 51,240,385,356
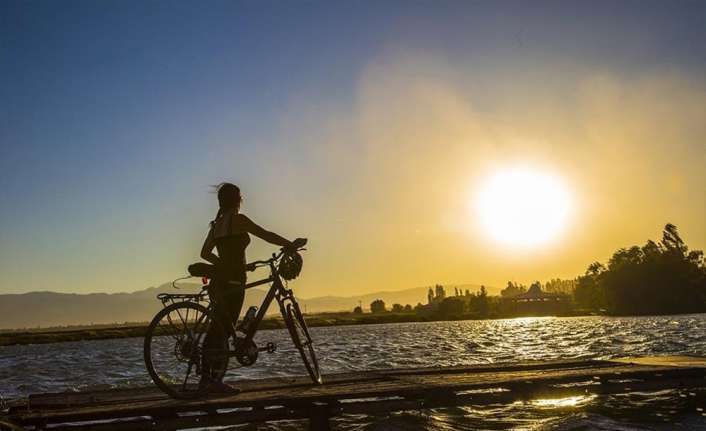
1,0,705,297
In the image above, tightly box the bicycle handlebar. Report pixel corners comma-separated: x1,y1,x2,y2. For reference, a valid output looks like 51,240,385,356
247,246,306,270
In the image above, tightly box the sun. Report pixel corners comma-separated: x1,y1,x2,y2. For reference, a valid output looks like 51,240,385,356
474,167,572,248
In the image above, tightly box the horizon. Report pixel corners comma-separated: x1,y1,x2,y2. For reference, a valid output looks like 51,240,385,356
2,0,705,298
1,279,491,299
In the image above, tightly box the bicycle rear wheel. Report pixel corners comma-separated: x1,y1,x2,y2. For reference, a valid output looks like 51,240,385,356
281,297,322,384
143,301,228,399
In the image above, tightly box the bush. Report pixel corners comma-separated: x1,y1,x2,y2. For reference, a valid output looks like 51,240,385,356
370,299,386,313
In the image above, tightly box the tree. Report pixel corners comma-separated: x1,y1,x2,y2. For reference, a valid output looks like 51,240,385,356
438,297,465,316
370,299,386,313
472,285,489,316
391,303,404,313
662,223,687,255
544,278,576,295
404,304,413,312
501,281,526,298
353,306,363,314
572,224,706,315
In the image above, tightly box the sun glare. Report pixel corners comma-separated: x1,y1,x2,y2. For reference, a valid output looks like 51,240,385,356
474,167,572,248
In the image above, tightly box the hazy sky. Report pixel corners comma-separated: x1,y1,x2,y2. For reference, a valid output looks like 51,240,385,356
2,1,705,297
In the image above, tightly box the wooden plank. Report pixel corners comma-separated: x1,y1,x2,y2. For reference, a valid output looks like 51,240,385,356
4,364,666,420
12,378,420,425
21,372,706,431
25,372,383,411
393,363,705,390
22,358,614,411
609,356,706,368
7,356,706,429
7,365,694,424
29,375,706,431
377,358,617,376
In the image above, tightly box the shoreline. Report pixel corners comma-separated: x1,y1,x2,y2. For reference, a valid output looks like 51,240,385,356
5,310,703,347
0,310,590,347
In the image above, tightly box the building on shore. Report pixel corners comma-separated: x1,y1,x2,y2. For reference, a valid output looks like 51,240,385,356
500,284,571,316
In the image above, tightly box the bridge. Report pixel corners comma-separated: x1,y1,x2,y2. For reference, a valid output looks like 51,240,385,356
2,356,705,430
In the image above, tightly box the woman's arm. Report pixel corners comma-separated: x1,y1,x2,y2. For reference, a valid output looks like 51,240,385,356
200,228,221,265
237,214,293,247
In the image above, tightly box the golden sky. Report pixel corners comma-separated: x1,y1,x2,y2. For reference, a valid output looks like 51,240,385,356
2,2,705,297
273,51,706,296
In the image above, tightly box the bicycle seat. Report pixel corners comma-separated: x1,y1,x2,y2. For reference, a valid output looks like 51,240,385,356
188,262,217,278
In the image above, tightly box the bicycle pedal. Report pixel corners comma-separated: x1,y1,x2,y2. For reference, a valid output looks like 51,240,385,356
259,342,277,353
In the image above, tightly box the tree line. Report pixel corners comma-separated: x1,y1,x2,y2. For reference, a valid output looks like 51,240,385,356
362,224,705,318
573,223,706,315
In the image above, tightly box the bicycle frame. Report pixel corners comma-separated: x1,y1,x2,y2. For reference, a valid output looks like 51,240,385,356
145,245,320,398
237,260,289,347
157,250,300,359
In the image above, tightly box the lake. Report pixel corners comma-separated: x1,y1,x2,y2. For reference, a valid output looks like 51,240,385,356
2,315,706,430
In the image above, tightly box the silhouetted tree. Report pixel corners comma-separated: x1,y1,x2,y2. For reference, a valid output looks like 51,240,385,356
392,303,404,313
404,304,413,312
501,281,526,298
574,263,605,310
469,286,489,316
544,278,576,295
370,299,386,314
438,297,465,316
573,224,706,315
353,306,363,314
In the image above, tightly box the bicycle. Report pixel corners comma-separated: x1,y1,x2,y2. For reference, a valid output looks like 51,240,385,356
143,244,321,399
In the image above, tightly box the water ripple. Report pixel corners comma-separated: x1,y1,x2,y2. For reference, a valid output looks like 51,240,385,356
2,314,706,429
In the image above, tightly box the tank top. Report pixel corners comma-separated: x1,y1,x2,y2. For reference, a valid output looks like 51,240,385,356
212,210,251,283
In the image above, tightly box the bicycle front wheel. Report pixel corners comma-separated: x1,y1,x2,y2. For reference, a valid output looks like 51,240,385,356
143,301,228,399
281,297,322,384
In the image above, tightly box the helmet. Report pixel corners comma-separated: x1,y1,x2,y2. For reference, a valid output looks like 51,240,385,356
279,251,303,281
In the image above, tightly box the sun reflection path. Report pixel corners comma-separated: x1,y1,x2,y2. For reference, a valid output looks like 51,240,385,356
530,394,597,409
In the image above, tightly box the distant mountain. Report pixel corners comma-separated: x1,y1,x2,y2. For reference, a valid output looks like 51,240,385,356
0,283,487,330
298,284,485,313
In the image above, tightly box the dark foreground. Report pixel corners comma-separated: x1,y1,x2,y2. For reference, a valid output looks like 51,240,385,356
3,356,705,431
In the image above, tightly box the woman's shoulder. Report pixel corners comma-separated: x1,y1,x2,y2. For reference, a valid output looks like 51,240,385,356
232,212,250,221
231,212,253,228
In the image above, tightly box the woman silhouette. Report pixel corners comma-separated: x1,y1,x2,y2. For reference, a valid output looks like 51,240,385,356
199,182,304,393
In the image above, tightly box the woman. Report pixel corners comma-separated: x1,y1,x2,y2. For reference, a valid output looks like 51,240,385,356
199,182,304,393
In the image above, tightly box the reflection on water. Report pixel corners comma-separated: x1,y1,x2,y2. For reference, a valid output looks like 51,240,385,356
2,314,706,429
530,395,596,408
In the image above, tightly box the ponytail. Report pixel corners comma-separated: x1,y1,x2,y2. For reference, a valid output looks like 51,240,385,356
210,207,224,228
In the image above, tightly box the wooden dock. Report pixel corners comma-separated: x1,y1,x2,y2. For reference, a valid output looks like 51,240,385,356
2,356,706,430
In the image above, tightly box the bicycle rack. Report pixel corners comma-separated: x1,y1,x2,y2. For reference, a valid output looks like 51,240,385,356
157,290,208,308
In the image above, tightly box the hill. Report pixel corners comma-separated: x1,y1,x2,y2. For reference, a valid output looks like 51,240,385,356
0,283,486,330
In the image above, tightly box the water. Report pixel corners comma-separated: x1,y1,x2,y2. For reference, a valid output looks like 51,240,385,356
2,315,706,429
